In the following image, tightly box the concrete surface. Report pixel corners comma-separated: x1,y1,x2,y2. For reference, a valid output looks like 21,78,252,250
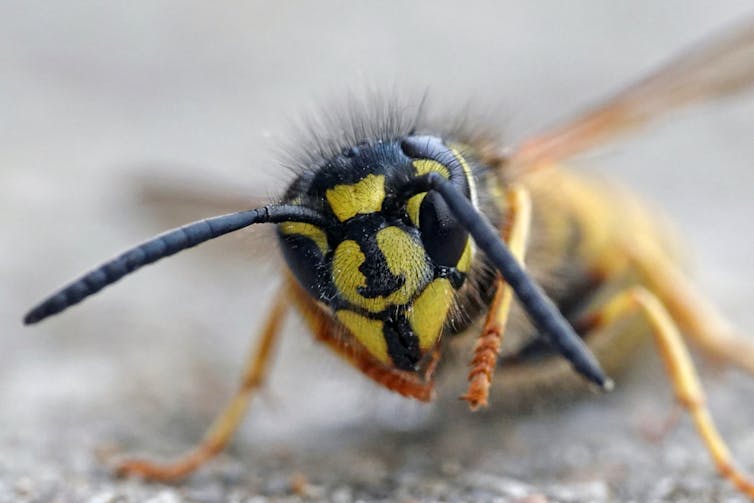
3,2,754,502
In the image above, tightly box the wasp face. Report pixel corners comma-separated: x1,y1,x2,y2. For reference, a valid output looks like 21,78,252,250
278,136,477,371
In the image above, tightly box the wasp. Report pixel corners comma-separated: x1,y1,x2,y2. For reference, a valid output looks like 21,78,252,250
24,17,754,498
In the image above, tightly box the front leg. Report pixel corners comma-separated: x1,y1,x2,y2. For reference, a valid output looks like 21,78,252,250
116,287,289,481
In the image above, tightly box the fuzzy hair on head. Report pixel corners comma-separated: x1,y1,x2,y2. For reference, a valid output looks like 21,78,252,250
278,90,507,178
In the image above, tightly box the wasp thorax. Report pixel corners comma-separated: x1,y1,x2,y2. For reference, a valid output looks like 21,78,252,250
277,136,475,371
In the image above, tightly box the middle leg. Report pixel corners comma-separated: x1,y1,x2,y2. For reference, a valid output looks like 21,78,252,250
461,184,532,410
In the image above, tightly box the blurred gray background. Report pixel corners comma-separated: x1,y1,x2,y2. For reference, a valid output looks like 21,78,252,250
3,2,754,502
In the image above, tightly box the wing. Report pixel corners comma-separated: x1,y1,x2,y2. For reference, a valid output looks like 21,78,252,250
135,171,274,222
510,17,754,172
133,171,283,262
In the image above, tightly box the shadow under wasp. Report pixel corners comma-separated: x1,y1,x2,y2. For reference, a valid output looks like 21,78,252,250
23,16,754,499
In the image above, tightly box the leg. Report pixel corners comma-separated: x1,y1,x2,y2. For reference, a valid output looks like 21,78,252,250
579,286,754,497
627,241,754,375
462,184,532,410
116,287,290,481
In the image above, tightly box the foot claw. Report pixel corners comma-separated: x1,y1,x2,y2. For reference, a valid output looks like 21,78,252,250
114,459,187,482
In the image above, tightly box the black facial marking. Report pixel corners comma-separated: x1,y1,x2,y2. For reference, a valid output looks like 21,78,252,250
343,214,406,299
383,308,421,371
357,246,405,299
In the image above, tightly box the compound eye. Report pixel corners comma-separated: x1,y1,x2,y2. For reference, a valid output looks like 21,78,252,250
277,223,333,301
418,191,469,268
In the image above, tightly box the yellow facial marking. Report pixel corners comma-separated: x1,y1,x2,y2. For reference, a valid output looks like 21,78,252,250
336,310,389,364
375,226,430,303
331,239,373,306
279,221,328,255
409,278,454,350
412,159,450,179
450,147,478,207
456,239,472,273
406,193,426,227
325,174,386,222
332,228,430,313
450,147,472,179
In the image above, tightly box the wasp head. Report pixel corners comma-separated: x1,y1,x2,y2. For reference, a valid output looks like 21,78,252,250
278,136,478,371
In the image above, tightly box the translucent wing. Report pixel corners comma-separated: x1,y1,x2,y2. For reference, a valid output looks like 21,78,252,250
510,17,754,171
135,171,274,222
133,171,283,262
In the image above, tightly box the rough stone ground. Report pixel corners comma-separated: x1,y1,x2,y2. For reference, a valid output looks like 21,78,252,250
3,2,754,502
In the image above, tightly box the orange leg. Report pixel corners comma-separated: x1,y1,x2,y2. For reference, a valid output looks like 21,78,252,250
288,279,438,402
580,286,754,498
461,184,532,410
115,287,290,481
